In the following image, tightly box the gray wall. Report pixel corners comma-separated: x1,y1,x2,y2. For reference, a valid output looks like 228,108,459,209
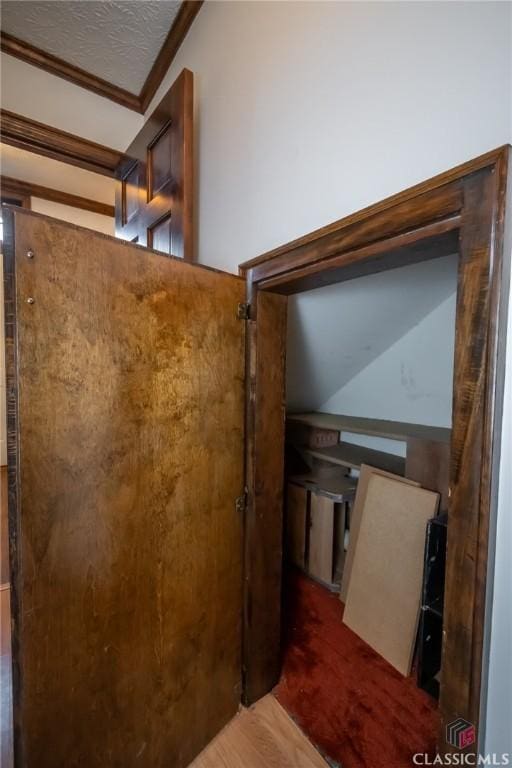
286,256,457,427
320,293,456,426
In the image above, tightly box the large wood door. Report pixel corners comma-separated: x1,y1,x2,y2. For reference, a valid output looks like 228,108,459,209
3,208,245,768
115,68,193,260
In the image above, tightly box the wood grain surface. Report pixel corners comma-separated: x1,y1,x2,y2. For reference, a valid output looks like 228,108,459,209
4,209,246,768
191,695,328,768
287,412,450,444
340,465,419,603
304,441,405,476
243,290,287,704
405,438,450,513
343,475,439,675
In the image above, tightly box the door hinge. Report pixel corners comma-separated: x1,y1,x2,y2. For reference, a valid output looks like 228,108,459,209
236,490,248,514
237,302,251,320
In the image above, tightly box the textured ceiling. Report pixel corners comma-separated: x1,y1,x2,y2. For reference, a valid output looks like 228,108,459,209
286,255,458,412
1,1,182,92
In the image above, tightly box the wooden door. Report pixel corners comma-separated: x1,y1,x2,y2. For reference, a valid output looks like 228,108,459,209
115,68,193,260
3,208,245,768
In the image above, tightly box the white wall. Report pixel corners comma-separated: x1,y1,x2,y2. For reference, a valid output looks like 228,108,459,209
30,198,114,236
286,254,458,416
0,53,142,150
149,1,511,273
320,292,456,427
1,143,116,206
484,279,512,756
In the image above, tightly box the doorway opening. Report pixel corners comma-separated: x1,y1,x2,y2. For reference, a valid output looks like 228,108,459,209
239,146,510,762
276,254,458,767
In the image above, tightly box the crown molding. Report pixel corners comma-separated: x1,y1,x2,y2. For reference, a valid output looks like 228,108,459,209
0,110,123,177
0,32,142,113
0,1,204,115
139,1,204,113
1,175,115,217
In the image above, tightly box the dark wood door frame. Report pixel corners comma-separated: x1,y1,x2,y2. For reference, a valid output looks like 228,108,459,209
239,145,511,756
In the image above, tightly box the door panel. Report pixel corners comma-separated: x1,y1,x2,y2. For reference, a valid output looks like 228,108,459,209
4,209,245,768
115,68,193,260
243,290,287,704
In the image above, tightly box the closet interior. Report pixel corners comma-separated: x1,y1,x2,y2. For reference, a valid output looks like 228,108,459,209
277,254,458,768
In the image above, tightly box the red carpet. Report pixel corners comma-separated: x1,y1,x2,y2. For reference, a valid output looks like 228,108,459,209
274,570,439,768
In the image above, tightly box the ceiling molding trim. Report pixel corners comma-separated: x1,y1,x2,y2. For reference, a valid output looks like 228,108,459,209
1,32,142,113
0,2,204,116
0,110,123,177
139,1,204,113
1,175,115,217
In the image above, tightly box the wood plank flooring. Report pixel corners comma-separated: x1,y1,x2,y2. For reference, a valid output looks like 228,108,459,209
190,695,328,768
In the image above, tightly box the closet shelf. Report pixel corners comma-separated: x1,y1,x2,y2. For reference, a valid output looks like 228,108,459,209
304,442,405,476
287,412,451,444
289,472,357,502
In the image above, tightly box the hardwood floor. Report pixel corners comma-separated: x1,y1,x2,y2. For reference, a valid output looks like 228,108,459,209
190,695,328,768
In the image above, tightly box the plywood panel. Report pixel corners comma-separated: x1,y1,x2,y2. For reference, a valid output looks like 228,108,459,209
343,475,439,675
286,484,307,568
5,209,245,768
340,464,419,602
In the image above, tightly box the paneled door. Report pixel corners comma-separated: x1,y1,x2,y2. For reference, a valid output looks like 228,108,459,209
3,208,244,768
115,68,193,260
